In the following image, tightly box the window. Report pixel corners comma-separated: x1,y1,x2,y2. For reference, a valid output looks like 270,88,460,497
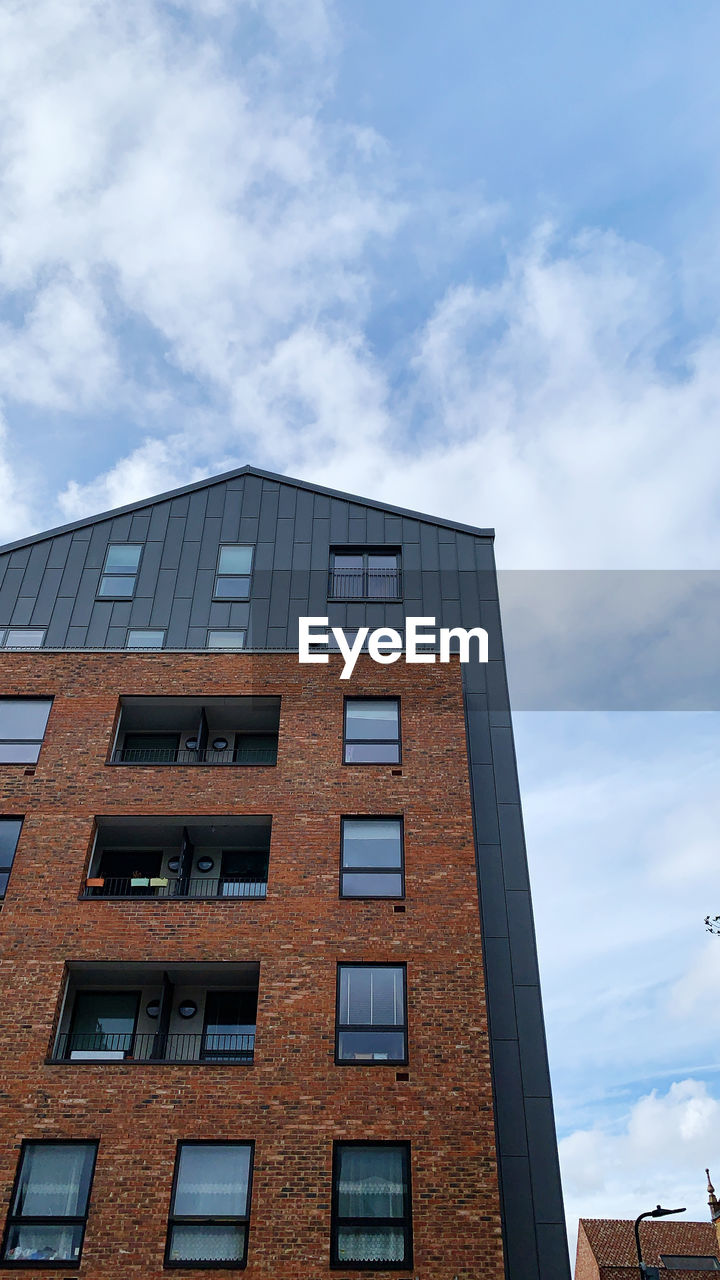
329,550,401,599
331,1142,412,1269
166,1142,253,1268
214,546,253,600
97,544,142,598
341,819,403,898
120,733,180,763
660,1259,720,1271
336,965,407,1064
0,630,45,649
0,700,51,764
66,991,140,1059
201,990,257,1061
344,699,400,764
126,629,164,649
1,1141,97,1266
0,818,23,897
207,631,246,650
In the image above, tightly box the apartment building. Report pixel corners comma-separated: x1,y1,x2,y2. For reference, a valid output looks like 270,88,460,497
0,465,568,1278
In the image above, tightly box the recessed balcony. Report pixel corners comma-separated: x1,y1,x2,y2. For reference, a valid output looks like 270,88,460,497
82,817,270,901
51,963,258,1064
110,696,279,766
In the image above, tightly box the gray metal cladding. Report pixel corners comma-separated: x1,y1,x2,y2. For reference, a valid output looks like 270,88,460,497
0,465,569,1279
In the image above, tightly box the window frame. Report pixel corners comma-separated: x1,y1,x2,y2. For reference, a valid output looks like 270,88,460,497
330,1140,412,1271
328,548,402,601
0,631,45,650
0,1138,98,1270
212,546,254,601
96,544,143,600
206,631,246,651
0,817,24,901
340,817,404,900
65,989,141,1060
125,630,165,650
343,697,401,766
659,1258,720,1272
335,963,408,1067
0,699,52,766
164,1140,254,1270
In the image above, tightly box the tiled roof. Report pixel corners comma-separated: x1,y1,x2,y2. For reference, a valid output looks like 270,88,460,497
579,1217,719,1275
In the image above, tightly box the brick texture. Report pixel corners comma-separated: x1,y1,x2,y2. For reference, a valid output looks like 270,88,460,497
0,651,505,1279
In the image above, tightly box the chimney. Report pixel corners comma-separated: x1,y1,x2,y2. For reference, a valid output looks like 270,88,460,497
707,1169,720,1257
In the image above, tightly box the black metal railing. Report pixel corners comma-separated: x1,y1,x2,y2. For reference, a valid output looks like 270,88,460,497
83,877,268,900
53,1031,255,1062
112,742,277,765
328,569,401,600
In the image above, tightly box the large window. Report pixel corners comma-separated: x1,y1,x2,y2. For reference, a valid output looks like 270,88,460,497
66,991,140,1059
97,545,142,598
341,819,403,898
343,699,400,764
1,1141,97,1266
329,550,401,600
0,700,51,765
336,965,407,1064
214,547,253,600
331,1143,412,1269
0,818,23,898
201,990,257,1062
166,1142,254,1268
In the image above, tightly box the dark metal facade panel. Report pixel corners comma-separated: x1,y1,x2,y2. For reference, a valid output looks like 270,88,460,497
515,987,554,1098
500,1158,542,1280
492,1040,529,1157
0,468,568,1279
525,1098,568,1223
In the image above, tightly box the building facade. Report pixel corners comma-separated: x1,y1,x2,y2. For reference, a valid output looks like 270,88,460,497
0,466,568,1278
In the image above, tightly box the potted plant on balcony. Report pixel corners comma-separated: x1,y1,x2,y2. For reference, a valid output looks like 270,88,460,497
130,869,150,888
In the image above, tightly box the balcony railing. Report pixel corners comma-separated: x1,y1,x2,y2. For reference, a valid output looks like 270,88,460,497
328,569,401,600
111,742,277,765
83,877,267,900
53,1031,255,1062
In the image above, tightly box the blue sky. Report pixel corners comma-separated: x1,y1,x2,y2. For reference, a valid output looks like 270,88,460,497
1,0,719,1261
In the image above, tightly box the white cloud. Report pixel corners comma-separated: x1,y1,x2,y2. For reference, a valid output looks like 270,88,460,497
2,2,720,569
0,411,32,543
561,1079,720,1262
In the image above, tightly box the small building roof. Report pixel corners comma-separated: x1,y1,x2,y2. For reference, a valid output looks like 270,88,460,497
578,1217,720,1279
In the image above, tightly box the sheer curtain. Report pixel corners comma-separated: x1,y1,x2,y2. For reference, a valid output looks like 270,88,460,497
7,1145,91,1262
169,1144,250,1263
336,1147,406,1263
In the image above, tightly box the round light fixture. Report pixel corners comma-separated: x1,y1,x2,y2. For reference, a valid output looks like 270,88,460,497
146,1000,161,1019
197,856,214,873
211,737,229,751
167,856,181,873
178,1001,197,1019
185,737,198,750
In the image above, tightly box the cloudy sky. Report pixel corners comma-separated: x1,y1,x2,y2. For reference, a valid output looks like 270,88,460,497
2,0,719,1262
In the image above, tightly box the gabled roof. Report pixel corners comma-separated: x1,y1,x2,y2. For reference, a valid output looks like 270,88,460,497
579,1217,719,1271
0,464,494,554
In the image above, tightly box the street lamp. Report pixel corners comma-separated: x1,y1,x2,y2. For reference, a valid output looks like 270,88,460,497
634,1204,686,1279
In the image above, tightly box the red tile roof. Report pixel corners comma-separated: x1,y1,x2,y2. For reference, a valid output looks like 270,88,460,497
579,1217,720,1277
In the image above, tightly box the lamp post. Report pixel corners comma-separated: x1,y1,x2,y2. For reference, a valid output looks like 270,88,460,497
634,1204,686,1279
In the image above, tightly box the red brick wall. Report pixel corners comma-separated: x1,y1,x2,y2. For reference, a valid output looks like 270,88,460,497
0,651,505,1279
574,1222,600,1280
